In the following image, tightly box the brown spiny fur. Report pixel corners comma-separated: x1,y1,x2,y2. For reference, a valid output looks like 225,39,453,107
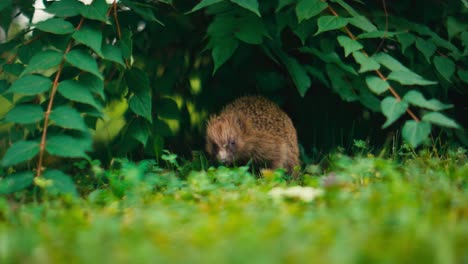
205,96,300,174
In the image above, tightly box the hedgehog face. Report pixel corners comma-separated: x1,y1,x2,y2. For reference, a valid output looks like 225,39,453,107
206,114,248,165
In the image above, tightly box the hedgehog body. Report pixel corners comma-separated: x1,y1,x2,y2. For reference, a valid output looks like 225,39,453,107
205,96,299,174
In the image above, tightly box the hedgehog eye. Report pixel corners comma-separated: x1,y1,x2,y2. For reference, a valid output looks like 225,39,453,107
228,139,236,147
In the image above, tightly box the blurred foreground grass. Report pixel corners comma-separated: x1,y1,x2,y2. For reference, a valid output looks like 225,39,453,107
1,148,467,264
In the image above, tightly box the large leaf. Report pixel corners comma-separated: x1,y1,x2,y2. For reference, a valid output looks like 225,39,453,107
129,93,152,123
1,141,40,167
46,135,91,158
123,0,164,25
373,53,410,72
433,56,455,82
365,76,388,95
381,97,408,128
352,51,380,73
81,73,105,100
43,169,78,197
129,119,151,146
415,37,436,63
0,172,35,195
315,16,348,35
234,15,268,44
326,64,358,102
79,0,108,22
190,0,223,13
4,104,44,124
402,120,431,148
46,0,84,17
35,18,75,35
211,37,239,74
403,90,453,111
58,80,102,110
157,98,180,120
230,0,261,17
65,49,103,80
337,35,363,57
397,33,416,53
296,0,328,23
300,47,357,75
50,106,87,131
102,45,125,67
7,75,52,95
0,0,12,12
277,50,311,97
72,25,103,57
22,50,63,75
347,16,377,32
387,71,437,86
422,112,460,129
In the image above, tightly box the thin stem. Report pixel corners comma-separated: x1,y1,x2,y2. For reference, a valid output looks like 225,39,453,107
326,3,421,122
35,18,85,177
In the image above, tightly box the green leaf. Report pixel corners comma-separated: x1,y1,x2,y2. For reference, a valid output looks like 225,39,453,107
50,106,87,131
304,66,330,87
352,51,380,73
402,120,431,148
381,97,408,128
447,16,468,40
403,90,453,111
365,76,388,95
43,169,78,197
433,56,455,82
337,36,363,57
65,49,103,80
81,73,105,100
72,25,103,57
1,141,40,167
126,67,150,93
79,0,108,22
315,16,348,35
129,94,152,123
372,53,411,72
46,0,84,17
7,75,52,95
296,0,327,23
35,18,75,35
357,31,399,39
397,33,416,53
234,14,267,44
22,50,63,75
211,37,239,74
46,135,90,158
415,37,436,63
102,45,125,67
4,104,44,124
129,119,151,146
119,29,133,60
422,112,460,129
347,16,377,32
58,80,102,110
125,1,164,25
190,0,223,13
277,51,311,97
293,19,316,44
387,71,437,86
157,98,180,120
300,47,357,75
326,64,358,102
0,172,34,195
230,0,261,17
0,0,12,12
276,0,295,12
458,69,468,83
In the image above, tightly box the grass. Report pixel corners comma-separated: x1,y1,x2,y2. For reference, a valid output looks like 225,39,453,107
1,147,467,264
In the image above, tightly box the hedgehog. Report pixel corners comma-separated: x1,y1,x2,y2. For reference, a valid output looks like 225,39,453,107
205,96,300,175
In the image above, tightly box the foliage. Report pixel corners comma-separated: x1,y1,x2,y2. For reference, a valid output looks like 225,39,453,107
0,149,467,263
0,0,467,194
